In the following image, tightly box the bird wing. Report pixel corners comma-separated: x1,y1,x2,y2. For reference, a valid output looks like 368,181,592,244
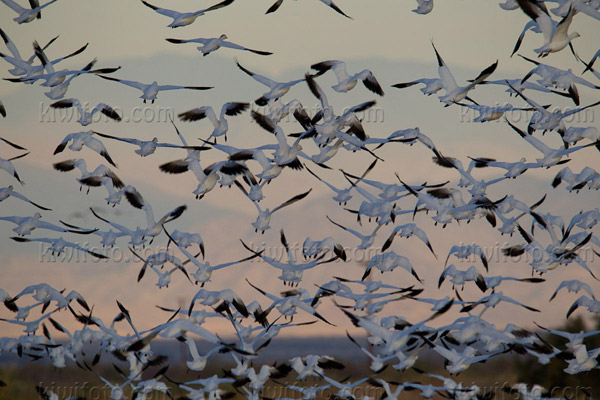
432,43,458,92
98,75,147,90
220,40,272,55
236,60,277,88
141,0,181,18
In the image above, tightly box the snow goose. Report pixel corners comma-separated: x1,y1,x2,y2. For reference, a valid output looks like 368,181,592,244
304,166,355,205
251,110,305,169
326,215,383,250
178,101,249,142
11,236,107,259
0,40,87,82
236,60,304,105
242,231,338,286
164,228,260,286
49,98,121,126
311,60,384,96
516,0,580,57
122,187,186,242
0,185,51,210
0,151,28,184
392,77,443,95
238,183,311,233
166,35,272,56
0,212,96,236
0,28,59,76
246,279,332,325
93,130,206,157
445,244,489,271
98,75,212,103
130,247,190,288
382,223,436,256
550,279,596,301
363,251,421,282
1,0,58,24
431,42,498,105
54,131,117,167
507,120,600,167
140,0,235,28
89,207,148,248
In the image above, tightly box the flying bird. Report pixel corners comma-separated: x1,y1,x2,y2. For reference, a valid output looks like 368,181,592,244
140,0,235,28
98,75,212,103
166,35,272,56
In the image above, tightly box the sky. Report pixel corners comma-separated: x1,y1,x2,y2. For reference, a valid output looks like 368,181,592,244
1,0,599,339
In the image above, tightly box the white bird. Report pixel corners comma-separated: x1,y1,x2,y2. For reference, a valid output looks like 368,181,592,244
89,207,148,248
98,75,212,103
302,236,347,261
566,295,600,318
327,215,383,250
122,187,186,242
0,28,59,76
11,236,107,259
49,98,121,126
42,58,120,100
346,332,397,372
363,251,421,282
164,228,261,286
241,231,337,286
304,166,355,205
392,77,443,96
52,158,124,197
130,248,190,288
247,279,333,325
438,265,487,292
189,288,248,318
239,183,311,234
461,291,541,315
0,212,94,236
445,244,489,271
382,223,436,257
53,131,117,167
93,131,204,157
0,308,57,334
1,0,58,24
0,185,51,210
507,120,600,167
430,344,501,374
516,0,580,57
236,60,305,106
178,102,249,142
184,337,223,371
431,42,498,105
140,0,235,28
166,34,272,56
564,344,600,374
0,152,28,184
265,0,351,19
550,279,596,301
311,60,384,96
